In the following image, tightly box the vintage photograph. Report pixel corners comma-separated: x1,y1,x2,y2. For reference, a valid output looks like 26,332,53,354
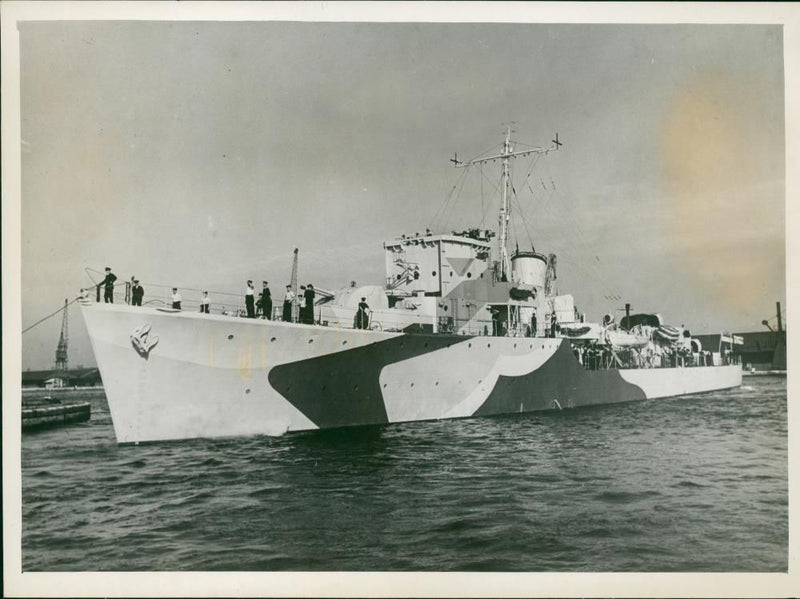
4,2,794,597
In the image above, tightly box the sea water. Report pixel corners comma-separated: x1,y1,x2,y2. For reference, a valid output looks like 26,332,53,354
21,376,786,571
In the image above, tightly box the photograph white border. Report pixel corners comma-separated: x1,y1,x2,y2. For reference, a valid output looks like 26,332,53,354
3,2,798,597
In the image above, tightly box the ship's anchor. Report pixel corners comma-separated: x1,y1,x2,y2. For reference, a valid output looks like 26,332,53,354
552,398,563,411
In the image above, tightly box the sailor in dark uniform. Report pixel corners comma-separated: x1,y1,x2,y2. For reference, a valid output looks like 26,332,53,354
491,307,501,336
303,284,316,324
356,297,370,329
262,281,272,320
131,279,144,306
98,267,117,303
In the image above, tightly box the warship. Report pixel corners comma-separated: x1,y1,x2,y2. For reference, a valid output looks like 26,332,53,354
81,128,742,444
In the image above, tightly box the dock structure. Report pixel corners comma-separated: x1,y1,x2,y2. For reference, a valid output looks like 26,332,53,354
694,330,786,372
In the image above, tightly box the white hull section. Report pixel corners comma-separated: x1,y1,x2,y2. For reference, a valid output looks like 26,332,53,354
620,365,741,399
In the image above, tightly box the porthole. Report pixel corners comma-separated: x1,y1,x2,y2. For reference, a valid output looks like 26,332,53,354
227,334,234,340
467,272,472,278
468,343,472,348
487,343,491,348
245,388,251,394
513,343,517,348
432,270,437,277
383,383,387,388
270,337,276,342
410,382,415,388
435,381,439,386
308,338,314,344
342,340,347,345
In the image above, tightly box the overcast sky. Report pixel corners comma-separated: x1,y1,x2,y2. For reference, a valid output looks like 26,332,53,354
18,19,785,370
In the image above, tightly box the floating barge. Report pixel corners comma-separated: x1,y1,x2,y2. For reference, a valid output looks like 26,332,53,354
22,397,91,431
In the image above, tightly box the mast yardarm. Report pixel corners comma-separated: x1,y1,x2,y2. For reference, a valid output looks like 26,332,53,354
452,127,561,281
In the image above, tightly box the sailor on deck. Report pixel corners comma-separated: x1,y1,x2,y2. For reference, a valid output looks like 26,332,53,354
303,284,316,324
131,279,144,306
171,288,182,310
261,281,272,320
282,285,295,322
98,267,117,303
245,280,255,318
356,297,371,330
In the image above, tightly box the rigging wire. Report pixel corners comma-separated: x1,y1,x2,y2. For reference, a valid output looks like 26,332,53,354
539,160,625,303
511,151,624,304
429,166,470,232
22,297,81,334
480,164,485,229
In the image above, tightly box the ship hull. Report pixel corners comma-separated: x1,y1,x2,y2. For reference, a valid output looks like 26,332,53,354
81,303,742,444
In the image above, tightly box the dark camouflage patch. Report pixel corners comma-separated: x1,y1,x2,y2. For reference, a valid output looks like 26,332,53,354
475,340,647,414
268,334,470,428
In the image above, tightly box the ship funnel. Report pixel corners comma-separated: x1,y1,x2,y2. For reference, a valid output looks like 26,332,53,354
510,251,547,289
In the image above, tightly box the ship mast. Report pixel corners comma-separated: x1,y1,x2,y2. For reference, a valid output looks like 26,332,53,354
453,126,561,281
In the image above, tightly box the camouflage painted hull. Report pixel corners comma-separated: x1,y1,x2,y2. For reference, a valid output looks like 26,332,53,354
81,302,742,444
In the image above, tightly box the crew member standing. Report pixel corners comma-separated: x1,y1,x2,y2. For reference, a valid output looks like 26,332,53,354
356,297,371,330
171,287,182,310
531,311,538,337
491,307,501,336
262,281,272,320
282,285,295,322
550,311,557,338
98,267,117,303
298,286,307,322
303,283,316,324
200,291,210,314
131,279,144,306
245,280,255,318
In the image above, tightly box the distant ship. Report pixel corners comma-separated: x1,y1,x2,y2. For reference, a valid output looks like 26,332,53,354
81,128,742,444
